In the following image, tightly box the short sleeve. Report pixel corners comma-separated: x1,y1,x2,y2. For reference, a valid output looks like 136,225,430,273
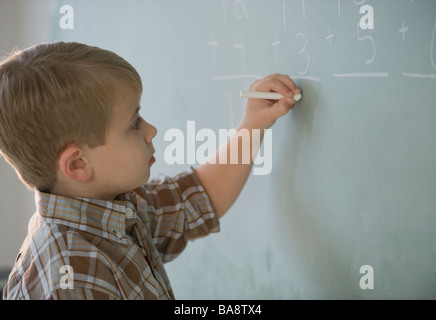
132,168,220,262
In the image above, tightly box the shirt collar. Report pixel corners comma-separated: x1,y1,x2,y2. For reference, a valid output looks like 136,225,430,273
35,190,139,244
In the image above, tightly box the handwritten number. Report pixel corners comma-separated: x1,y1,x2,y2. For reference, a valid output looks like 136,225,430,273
357,23,376,65
297,33,310,74
431,19,436,70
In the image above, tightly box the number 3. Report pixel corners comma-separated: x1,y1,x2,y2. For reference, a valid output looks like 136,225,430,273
297,33,310,74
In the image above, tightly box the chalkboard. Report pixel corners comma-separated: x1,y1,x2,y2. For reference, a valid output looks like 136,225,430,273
53,0,436,299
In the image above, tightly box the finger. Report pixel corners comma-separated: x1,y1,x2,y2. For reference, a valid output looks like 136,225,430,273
248,79,261,91
254,76,294,98
271,98,294,118
275,74,301,94
284,97,296,109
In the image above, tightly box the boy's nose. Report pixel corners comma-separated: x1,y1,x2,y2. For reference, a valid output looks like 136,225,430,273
143,121,157,143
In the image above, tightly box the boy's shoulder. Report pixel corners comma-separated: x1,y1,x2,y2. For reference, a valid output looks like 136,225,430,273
4,213,75,299
3,211,120,299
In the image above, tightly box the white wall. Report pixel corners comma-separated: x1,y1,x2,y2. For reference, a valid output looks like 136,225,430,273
0,0,52,269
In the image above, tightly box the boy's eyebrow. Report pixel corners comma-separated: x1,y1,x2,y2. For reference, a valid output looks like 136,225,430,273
128,106,141,123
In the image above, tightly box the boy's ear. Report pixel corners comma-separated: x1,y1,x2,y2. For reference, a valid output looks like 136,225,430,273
58,144,93,182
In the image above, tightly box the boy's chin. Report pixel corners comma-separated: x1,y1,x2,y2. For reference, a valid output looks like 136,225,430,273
132,174,151,190
113,171,151,196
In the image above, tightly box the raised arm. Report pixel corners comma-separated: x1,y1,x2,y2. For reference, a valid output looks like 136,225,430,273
195,74,301,218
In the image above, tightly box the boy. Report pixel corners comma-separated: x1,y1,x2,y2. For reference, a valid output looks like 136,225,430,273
0,42,300,299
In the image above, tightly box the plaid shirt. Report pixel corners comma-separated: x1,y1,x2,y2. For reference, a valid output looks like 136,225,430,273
3,169,219,300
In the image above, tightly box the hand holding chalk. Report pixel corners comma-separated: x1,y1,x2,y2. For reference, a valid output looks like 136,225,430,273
240,90,302,102
239,74,300,129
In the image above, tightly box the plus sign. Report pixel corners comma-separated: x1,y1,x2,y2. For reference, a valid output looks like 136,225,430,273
272,32,280,61
207,30,219,65
326,26,335,46
399,20,409,41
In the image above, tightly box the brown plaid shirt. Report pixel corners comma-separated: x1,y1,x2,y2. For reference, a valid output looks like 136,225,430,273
3,169,219,300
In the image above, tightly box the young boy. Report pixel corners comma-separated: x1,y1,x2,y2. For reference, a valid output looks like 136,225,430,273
0,42,300,299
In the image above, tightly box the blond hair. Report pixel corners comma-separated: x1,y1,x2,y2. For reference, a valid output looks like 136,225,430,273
0,42,142,191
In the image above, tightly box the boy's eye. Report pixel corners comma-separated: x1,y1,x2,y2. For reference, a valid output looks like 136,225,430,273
132,117,143,130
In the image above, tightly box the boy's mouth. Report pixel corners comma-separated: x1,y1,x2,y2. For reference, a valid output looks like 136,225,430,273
148,146,156,165
149,150,156,165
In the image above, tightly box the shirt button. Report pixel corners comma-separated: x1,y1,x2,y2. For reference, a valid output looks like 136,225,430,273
116,231,124,239
126,208,134,218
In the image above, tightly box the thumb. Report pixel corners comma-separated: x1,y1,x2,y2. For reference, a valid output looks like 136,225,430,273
269,98,294,119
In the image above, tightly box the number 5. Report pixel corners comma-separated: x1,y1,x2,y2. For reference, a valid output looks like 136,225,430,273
357,23,376,65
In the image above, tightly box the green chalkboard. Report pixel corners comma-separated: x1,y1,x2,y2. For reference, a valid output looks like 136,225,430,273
53,0,436,299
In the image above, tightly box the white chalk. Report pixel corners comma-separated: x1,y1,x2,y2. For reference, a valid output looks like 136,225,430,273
293,93,302,101
240,90,302,102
